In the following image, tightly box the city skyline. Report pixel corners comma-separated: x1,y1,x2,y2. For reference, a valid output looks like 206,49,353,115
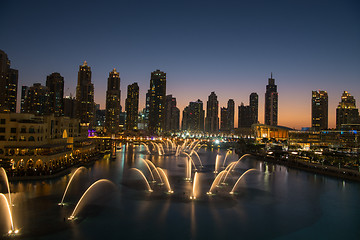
1,0,359,129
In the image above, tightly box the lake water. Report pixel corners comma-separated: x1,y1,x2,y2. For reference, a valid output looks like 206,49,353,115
2,143,360,239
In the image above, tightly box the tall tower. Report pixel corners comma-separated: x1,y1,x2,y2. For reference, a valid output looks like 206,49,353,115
336,91,360,129
105,68,121,134
264,73,278,126
312,90,328,131
46,72,64,116
148,69,166,134
250,92,258,124
125,82,139,131
76,61,95,127
0,50,18,113
205,92,219,133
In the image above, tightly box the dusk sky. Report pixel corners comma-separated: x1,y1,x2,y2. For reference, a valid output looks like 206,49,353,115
1,0,359,129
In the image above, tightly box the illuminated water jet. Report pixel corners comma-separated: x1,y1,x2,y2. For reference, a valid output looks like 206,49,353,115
229,169,257,194
207,170,228,195
222,150,232,167
0,167,12,206
190,172,199,200
141,143,151,154
183,152,198,171
214,154,221,173
0,193,17,235
68,179,115,220
139,158,155,182
129,168,153,192
59,166,86,205
222,154,252,183
157,167,173,193
144,160,163,184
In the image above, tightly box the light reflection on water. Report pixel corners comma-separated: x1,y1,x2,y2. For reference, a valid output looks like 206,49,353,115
2,144,360,239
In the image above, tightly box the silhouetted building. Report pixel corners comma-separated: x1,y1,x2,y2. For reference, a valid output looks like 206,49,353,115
0,50,18,113
164,95,180,132
265,73,278,126
182,99,205,132
336,91,360,129
312,90,328,131
148,70,166,134
63,96,77,118
22,83,50,116
76,61,95,127
46,72,64,116
105,69,121,134
205,92,219,133
250,92,258,124
125,82,139,131
220,99,234,132
238,103,253,128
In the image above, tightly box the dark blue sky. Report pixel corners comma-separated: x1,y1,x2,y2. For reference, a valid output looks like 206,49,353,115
1,0,359,128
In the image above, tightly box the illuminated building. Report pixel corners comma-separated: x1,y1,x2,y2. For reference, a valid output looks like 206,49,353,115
312,90,328,130
125,82,139,131
182,99,205,132
0,50,18,113
105,69,121,134
250,92,258,124
20,86,29,113
46,72,64,117
164,95,180,132
76,61,95,128
63,96,77,118
253,124,291,142
0,112,92,172
205,92,219,133
336,91,360,129
264,73,278,126
22,83,50,116
148,70,166,134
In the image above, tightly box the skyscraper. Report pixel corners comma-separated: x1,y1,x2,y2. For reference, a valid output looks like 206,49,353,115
220,99,234,132
182,100,205,132
76,61,95,127
312,90,328,131
22,83,50,115
264,73,278,126
125,82,139,131
250,92,258,124
164,95,180,132
105,68,121,134
148,70,166,134
205,92,219,133
0,50,18,113
20,86,29,113
46,72,64,116
336,91,360,129
238,103,253,128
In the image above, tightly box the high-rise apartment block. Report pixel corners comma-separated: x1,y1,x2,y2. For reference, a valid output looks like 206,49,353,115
164,95,180,132
76,61,95,127
125,83,139,131
46,72,64,117
148,70,166,134
22,83,50,115
264,73,278,126
0,50,18,113
220,99,234,132
205,92,219,133
182,100,205,132
336,91,360,129
105,69,121,134
312,90,328,131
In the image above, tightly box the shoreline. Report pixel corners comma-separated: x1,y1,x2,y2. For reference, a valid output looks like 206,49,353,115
252,153,360,182
8,153,108,182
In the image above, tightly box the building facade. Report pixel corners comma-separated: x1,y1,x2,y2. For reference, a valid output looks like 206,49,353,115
105,69,121,134
125,82,139,131
205,92,219,133
164,95,180,132
0,50,18,113
250,92,258,124
148,70,166,134
76,61,95,128
264,73,278,126
312,90,328,131
336,91,360,129
182,100,205,132
220,99,234,132
46,72,64,117
22,83,50,116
